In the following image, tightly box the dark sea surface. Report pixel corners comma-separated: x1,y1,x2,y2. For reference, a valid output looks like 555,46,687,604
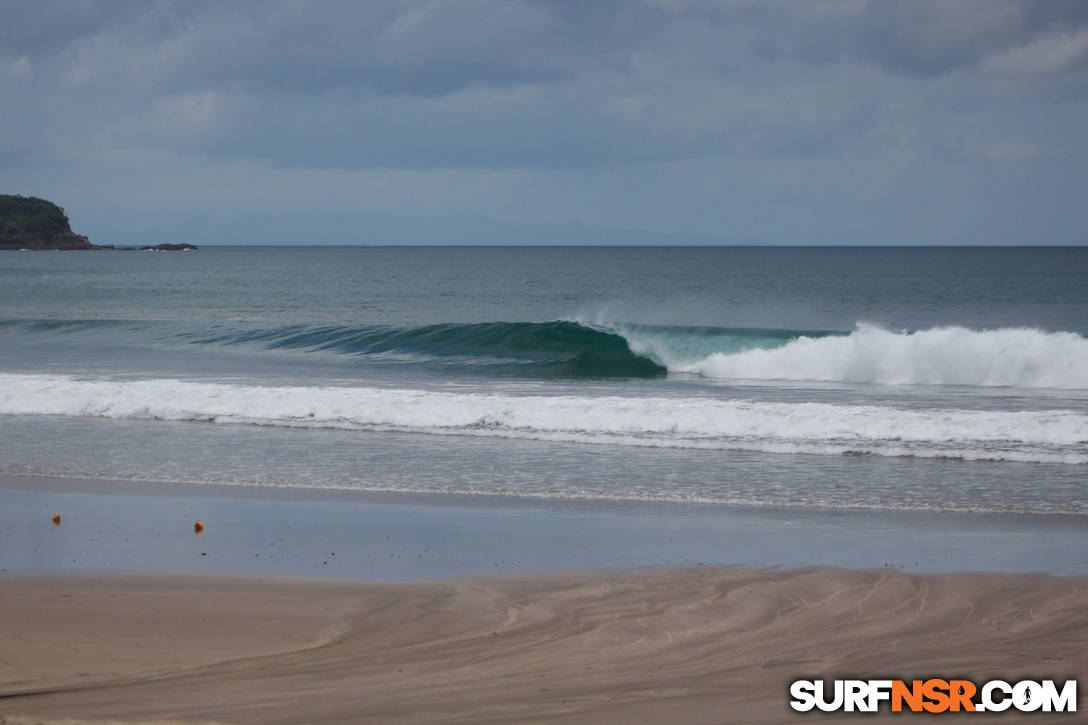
1,246,1086,515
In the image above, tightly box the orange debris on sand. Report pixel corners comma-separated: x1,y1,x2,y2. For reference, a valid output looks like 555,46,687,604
52,513,61,526
194,521,204,535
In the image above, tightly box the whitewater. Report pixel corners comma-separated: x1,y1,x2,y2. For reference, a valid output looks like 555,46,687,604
1,373,1084,464
613,323,1088,389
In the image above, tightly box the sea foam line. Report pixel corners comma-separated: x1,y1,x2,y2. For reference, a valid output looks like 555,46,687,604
0,373,1084,464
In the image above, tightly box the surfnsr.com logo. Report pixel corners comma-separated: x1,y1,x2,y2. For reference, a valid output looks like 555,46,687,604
789,678,1077,713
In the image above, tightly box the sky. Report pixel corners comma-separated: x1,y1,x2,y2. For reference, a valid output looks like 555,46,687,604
1,0,1087,245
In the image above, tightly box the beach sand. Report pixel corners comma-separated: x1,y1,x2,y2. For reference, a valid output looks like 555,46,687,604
2,568,1085,724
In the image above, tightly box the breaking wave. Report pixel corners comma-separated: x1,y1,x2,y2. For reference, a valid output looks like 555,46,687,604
3,317,1087,388
171,319,1088,389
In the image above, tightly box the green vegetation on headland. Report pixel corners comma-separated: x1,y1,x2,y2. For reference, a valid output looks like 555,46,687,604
0,194,196,251
0,194,91,249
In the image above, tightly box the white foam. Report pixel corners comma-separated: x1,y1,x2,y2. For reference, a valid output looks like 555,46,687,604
625,324,1088,389
0,373,1084,464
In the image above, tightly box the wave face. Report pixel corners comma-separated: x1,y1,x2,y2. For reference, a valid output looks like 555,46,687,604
612,323,1088,390
184,320,666,378
1,374,1084,464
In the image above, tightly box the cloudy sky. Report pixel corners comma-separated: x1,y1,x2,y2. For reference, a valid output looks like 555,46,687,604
2,0,1087,244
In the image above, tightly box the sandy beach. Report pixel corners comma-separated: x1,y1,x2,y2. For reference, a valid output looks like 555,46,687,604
3,476,1087,722
2,567,1086,724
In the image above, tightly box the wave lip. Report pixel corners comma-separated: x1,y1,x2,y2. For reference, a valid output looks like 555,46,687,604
1,373,1085,464
622,324,1088,390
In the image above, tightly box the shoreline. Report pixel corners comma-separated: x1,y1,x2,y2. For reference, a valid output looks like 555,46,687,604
3,474,1087,580
2,567,1086,723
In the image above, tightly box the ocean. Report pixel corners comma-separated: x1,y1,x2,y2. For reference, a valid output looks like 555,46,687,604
1,245,1086,518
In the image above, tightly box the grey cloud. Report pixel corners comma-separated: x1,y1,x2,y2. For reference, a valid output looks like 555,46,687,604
849,0,1088,76
0,0,131,57
102,60,886,171
638,0,1088,78
4,0,612,97
3,0,1086,244
9,0,1088,102
162,1,577,96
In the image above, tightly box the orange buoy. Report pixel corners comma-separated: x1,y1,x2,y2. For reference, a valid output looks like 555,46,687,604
194,521,204,535
52,513,61,526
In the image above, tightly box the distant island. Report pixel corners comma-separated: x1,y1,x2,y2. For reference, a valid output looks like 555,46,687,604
0,195,196,251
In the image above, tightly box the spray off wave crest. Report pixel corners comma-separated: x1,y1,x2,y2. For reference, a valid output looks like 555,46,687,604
0,373,1085,464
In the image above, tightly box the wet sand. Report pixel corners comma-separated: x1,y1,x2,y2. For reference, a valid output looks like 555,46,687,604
2,568,1086,724
4,475,1088,579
